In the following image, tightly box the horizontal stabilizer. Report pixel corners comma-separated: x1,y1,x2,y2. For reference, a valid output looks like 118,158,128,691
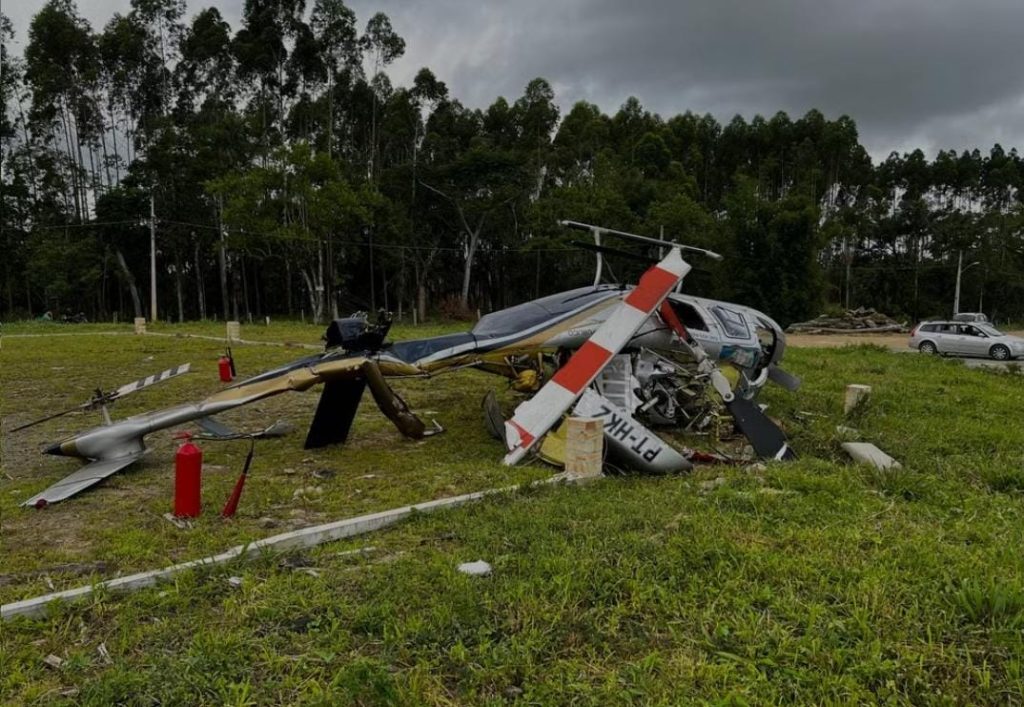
197,416,294,440
195,416,237,438
22,452,147,508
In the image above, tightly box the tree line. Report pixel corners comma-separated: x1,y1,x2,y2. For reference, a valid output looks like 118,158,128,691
2,0,1023,327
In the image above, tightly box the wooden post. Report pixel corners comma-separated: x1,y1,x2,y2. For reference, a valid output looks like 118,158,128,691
565,417,604,479
133,317,146,335
226,321,240,342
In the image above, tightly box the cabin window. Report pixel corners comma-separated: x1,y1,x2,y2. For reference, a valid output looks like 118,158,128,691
669,301,708,331
712,306,749,338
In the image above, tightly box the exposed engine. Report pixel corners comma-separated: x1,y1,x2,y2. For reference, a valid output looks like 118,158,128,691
595,350,718,431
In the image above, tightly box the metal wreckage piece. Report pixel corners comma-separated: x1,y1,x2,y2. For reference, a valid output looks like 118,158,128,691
14,221,799,507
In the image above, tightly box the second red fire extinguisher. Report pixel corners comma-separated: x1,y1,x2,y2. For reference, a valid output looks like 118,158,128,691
218,353,234,382
173,431,202,517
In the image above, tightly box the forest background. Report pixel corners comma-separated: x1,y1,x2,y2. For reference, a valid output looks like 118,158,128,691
2,0,1023,327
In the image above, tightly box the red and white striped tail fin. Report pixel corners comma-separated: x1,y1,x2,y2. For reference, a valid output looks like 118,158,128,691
503,248,691,465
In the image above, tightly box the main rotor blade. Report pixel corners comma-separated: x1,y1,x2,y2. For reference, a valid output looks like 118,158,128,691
109,363,191,402
8,403,90,432
8,363,191,433
560,220,723,261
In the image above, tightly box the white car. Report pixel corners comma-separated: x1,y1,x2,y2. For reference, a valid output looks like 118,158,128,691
909,321,1024,360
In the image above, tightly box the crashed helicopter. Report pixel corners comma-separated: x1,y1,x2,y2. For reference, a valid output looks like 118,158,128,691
15,220,799,508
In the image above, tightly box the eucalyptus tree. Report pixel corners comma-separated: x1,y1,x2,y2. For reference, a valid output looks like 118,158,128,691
359,12,404,180
233,0,307,154
310,0,360,157
23,0,97,219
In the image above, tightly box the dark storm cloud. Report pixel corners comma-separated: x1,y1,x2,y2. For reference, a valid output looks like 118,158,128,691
350,0,1024,158
10,0,1024,158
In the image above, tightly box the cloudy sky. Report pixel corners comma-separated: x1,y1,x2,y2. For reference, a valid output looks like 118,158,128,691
7,0,1024,160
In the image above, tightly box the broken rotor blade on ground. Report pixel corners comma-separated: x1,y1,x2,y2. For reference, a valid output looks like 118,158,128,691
8,363,192,433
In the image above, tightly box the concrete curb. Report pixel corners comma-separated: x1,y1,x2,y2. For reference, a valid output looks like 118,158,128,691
143,331,321,350
2,476,572,621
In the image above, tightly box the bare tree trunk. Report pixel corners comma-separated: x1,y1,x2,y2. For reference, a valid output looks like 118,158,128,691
300,267,324,324
115,248,144,319
252,258,262,318
175,251,185,323
231,258,241,322
58,103,81,220
241,254,252,323
317,237,326,323
218,202,229,319
194,241,206,320
460,220,483,309
285,257,293,316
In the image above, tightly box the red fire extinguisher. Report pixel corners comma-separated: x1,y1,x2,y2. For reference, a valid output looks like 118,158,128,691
173,431,202,517
218,353,234,382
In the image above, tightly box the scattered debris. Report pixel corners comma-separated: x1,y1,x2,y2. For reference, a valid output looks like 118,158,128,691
844,384,872,415
97,642,112,665
258,517,279,529
458,560,492,576
278,554,314,570
43,654,63,669
336,546,376,559
282,467,297,475
699,476,727,493
293,486,323,501
836,425,860,439
162,513,193,530
226,576,243,588
311,468,336,480
2,476,597,622
842,442,902,470
787,307,907,334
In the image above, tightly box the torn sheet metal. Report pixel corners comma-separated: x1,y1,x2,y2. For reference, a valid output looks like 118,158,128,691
573,388,691,474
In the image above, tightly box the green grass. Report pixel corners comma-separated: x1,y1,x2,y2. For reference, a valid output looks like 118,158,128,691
3,329,1024,704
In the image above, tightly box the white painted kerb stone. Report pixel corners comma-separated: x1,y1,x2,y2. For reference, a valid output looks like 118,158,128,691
2,477,583,621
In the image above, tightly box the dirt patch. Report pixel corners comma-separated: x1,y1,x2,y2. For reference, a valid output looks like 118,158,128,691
786,329,1024,351
786,332,910,350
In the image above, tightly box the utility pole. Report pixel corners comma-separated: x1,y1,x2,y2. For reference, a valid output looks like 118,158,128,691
368,227,375,312
953,251,963,316
150,193,157,322
953,250,980,316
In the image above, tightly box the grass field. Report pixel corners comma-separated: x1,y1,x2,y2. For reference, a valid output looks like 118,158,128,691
3,320,1024,704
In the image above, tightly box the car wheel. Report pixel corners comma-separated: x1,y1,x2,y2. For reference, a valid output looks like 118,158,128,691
990,344,1010,361
919,341,938,355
